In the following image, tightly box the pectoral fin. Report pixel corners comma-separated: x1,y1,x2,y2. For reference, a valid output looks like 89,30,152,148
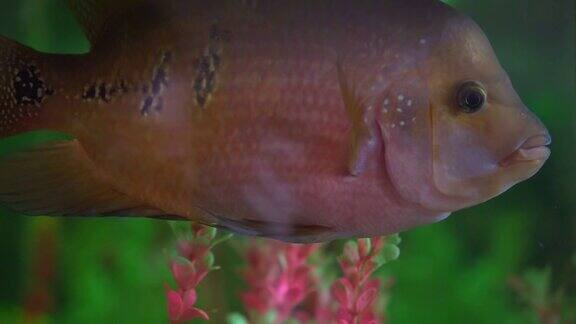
0,139,179,219
337,59,379,176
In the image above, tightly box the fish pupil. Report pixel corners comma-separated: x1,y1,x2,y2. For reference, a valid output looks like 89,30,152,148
457,81,487,113
465,92,483,108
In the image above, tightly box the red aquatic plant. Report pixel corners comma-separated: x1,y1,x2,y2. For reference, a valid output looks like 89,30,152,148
166,224,230,323
238,235,400,323
167,225,401,323
241,240,320,322
330,236,400,324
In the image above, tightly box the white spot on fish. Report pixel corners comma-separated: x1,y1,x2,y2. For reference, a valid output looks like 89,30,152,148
383,108,388,114
396,108,403,113
412,117,417,122
400,121,405,126
407,99,413,107
384,98,389,106
398,94,404,101
419,38,427,45
391,123,396,128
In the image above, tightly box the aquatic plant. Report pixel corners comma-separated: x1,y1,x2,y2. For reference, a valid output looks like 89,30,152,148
165,224,231,323
21,219,59,323
240,240,320,323
508,264,576,324
331,236,400,324
165,225,402,323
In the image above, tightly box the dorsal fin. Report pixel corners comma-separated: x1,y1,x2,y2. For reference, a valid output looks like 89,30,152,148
67,0,144,47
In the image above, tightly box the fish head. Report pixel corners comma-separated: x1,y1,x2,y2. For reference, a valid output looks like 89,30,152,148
380,10,550,213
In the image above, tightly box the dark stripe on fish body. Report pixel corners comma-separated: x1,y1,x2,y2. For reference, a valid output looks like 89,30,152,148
140,51,172,116
192,24,231,108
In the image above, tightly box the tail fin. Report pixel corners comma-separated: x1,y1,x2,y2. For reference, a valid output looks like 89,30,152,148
0,36,60,138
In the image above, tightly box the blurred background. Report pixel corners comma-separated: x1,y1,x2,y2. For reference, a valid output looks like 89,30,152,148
0,0,574,323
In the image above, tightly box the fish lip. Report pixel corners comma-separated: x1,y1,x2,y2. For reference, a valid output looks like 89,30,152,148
521,134,552,149
499,134,552,167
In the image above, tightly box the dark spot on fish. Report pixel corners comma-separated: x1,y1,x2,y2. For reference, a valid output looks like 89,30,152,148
98,84,110,102
194,68,213,107
210,49,221,69
119,80,129,93
13,64,53,106
194,25,230,108
152,73,164,93
194,55,218,107
151,65,168,94
109,85,118,96
140,51,171,116
141,96,153,116
82,80,129,103
82,84,97,100
195,57,210,77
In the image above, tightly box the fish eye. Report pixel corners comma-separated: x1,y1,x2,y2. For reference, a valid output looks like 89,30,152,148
456,81,487,113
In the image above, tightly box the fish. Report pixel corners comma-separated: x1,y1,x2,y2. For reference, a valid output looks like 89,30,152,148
0,0,551,242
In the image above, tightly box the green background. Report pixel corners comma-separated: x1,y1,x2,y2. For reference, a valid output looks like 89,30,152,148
0,0,574,323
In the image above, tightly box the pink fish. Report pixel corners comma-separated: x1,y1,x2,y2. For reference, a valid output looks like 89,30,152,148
0,0,550,242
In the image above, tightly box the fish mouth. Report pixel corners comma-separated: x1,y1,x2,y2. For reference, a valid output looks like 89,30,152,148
499,134,552,167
